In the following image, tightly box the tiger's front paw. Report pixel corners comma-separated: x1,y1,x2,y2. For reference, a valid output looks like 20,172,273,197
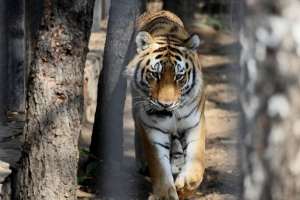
148,186,179,200
174,171,203,199
148,195,178,200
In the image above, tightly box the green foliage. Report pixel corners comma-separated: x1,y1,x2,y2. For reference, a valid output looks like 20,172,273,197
77,175,87,184
205,18,222,30
77,148,99,184
78,147,99,160
86,161,98,176
77,148,123,184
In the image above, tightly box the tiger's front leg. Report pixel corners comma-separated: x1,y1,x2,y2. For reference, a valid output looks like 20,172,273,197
174,117,205,200
137,118,178,200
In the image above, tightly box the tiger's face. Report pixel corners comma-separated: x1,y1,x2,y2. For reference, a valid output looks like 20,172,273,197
145,55,190,113
127,31,200,117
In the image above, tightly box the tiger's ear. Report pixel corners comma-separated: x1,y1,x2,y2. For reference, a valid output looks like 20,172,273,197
136,31,154,53
185,34,200,55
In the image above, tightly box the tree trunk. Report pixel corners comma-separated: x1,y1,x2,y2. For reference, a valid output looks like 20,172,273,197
21,1,94,199
90,0,139,172
0,0,8,119
240,0,300,199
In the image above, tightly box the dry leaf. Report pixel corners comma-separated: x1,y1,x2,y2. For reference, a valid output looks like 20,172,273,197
87,187,92,193
7,111,18,115
206,175,211,181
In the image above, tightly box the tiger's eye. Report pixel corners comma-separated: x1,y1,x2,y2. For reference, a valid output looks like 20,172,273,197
175,74,184,81
151,72,159,79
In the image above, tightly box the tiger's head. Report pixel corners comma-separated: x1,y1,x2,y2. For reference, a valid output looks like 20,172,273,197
126,31,201,117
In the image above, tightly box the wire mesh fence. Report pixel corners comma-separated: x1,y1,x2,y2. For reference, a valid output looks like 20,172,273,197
195,0,244,30
147,0,244,31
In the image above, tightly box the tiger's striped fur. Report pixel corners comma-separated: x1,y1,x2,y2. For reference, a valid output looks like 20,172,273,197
125,10,205,200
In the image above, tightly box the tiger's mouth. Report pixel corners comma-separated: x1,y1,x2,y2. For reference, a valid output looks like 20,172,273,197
147,109,173,118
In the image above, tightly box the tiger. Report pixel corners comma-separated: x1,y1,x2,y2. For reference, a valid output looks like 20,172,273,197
125,10,205,200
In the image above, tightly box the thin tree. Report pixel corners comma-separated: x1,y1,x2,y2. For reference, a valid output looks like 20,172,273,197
21,1,94,199
240,0,300,199
89,0,138,171
88,0,142,198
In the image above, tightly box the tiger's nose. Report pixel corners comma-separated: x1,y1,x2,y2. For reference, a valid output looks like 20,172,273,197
157,100,173,108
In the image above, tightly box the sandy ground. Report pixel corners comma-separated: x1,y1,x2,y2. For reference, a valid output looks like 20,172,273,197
77,22,243,200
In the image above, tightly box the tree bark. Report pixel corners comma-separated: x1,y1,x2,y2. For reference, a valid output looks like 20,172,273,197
240,0,300,199
21,1,94,199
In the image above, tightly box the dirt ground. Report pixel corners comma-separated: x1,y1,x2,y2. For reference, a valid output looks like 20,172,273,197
77,18,243,200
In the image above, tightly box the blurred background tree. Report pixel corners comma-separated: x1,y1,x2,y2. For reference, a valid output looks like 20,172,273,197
240,0,300,199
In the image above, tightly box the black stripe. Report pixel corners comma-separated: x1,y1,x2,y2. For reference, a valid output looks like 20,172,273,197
145,76,149,84
155,37,182,45
180,70,192,95
134,60,146,92
172,152,184,156
175,55,182,61
154,142,170,150
139,68,148,88
133,60,141,81
141,67,145,76
178,100,201,120
158,33,183,41
142,120,168,134
153,47,168,53
169,39,183,44
169,47,183,56
142,52,150,57
179,88,200,109
183,139,199,151
155,54,163,59
146,59,150,66
170,25,178,33
183,144,188,151
185,120,200,132
182,64,196,95
171,152,184,158
140,80,148,88
178,119,201,143
149,26,165,34
171,43,184,47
